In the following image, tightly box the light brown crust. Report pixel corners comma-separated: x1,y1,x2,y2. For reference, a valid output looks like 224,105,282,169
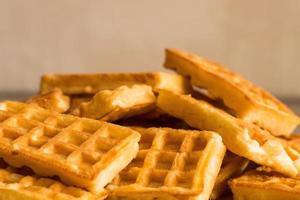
26,89,70,113
77,85,156,122
164,48,299,137
229,170,300,200
157,90,300,177
40,72,191,95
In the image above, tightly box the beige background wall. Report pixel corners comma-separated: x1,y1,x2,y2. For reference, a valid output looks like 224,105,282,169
0,0,299,97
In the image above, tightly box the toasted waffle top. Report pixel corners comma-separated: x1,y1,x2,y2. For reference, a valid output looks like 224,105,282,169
108,127,226,200
40,72,191,95
164,48,299,137
0,101,140,192
157,90,300,177
77,85,156,122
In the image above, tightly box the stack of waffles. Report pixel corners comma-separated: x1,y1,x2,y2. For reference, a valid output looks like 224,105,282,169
0,48,299,200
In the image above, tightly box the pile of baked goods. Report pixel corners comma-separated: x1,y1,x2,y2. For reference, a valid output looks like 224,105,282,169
0,48,299,200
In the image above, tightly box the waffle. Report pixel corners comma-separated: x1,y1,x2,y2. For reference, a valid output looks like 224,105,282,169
0,101,141,192
210,152,249,199
0,164,107,200
107,127,226,200
164,48,299,137
26,89,70,113
157,90,300,177
76,85,156,122
40,72,191,95
229,170,300,200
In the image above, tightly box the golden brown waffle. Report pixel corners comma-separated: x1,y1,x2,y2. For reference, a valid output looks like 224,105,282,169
229,170,300,200
26,89,70,113
0,165,107,200
40,72,191,95
107,127,226,200
0,101,141,192
210,152,249,199
76,85,156,122
164,48,299,137
157,90,300,177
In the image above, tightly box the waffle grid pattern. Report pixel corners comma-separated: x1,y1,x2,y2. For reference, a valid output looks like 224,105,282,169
0,101,140,191
109,127,225,198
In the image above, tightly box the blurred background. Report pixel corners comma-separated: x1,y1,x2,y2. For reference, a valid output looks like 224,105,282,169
0,0,299,118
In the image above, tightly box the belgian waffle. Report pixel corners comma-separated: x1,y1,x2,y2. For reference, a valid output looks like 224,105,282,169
0,101,141,192
26,89,70,113
0,161,106,200
210,152,249,199
164,48,299,137
157,90,300,177
76,85,156,122
107,127,226,200
40,72,191,95
229,170,300,200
